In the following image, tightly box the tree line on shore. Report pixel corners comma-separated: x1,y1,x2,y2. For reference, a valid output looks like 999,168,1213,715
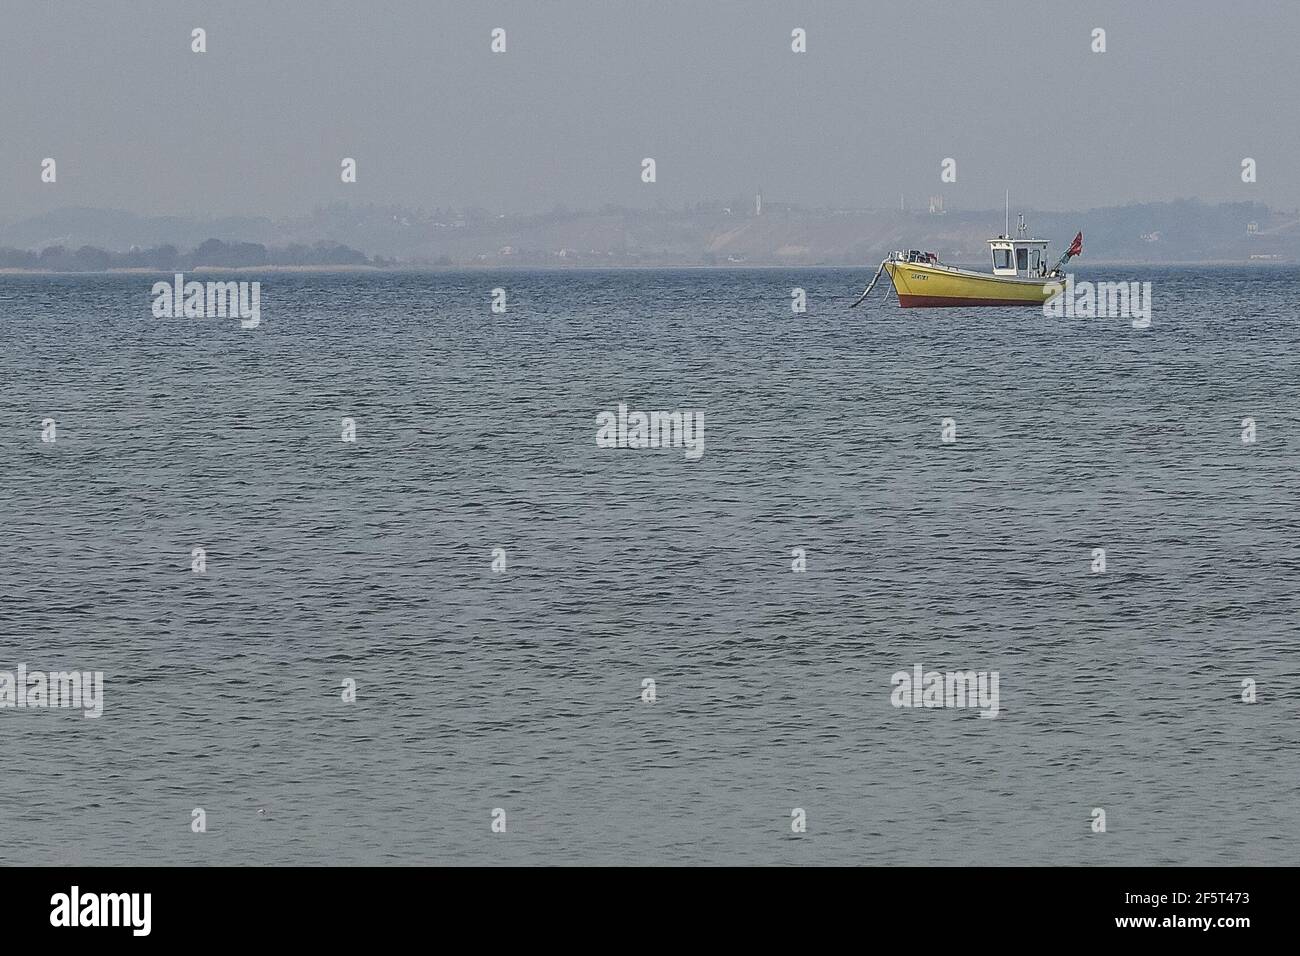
0,238,394,271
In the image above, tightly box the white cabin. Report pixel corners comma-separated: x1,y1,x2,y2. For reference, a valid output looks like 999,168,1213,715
988,237,1051,278
989,213,1052,278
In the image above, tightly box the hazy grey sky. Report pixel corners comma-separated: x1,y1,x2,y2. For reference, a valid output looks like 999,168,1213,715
2,0,1296,219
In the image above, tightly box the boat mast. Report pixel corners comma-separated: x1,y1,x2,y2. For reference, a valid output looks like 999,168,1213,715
1004,190,1009,238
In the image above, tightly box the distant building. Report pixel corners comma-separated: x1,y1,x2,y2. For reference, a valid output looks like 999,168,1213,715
928,196,946,215
1247,221,1259,235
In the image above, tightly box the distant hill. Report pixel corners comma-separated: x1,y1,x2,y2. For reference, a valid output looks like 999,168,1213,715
2,200,1297,269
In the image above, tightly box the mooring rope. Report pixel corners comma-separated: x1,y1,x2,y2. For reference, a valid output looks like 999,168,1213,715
849,258,889,308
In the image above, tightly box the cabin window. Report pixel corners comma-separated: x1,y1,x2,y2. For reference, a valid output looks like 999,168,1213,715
993,249,1012,270
1030,249,1041,271
1016,248,1029,271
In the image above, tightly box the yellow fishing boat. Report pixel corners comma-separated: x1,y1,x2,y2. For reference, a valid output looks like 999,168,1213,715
851,209,1082,309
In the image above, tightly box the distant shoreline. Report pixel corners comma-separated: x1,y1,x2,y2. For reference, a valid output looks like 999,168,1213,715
6,199,1297,273
0,260,1294,275
0,264,388,275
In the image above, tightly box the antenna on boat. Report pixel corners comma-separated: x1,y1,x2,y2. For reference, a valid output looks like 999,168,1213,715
1004,190,1009,238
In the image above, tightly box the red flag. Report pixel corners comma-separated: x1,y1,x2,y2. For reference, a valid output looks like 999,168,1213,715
1067,231,1083,258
